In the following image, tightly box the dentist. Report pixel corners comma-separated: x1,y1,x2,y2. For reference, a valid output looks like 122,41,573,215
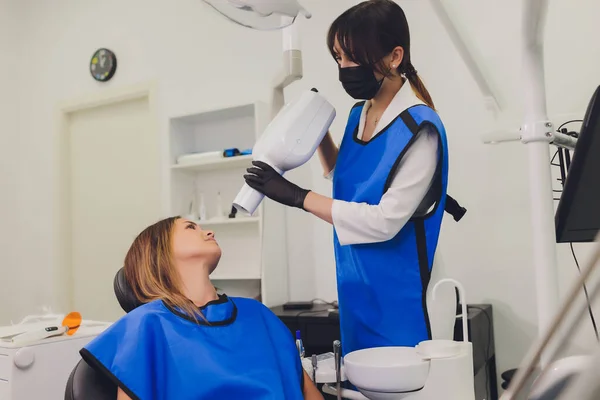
244,0,464,357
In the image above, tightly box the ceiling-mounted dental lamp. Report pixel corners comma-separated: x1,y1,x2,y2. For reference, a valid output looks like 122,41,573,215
203,0,311,30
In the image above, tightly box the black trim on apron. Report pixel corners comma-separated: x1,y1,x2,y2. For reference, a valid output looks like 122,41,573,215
414,219,433,340
162,294,238,326
80,348,140,400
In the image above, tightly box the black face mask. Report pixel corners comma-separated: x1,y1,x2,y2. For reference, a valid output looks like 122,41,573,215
339,65,384,100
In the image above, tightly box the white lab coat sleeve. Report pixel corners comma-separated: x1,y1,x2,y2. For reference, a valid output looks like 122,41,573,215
331,125,439,246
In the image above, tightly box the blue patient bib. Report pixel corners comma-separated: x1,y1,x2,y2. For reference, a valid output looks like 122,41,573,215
333,103,449,357
81,295,304,400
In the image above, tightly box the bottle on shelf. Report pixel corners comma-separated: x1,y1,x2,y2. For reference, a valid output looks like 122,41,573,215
198,192,207,220
216,191,224,220
185,191,198,221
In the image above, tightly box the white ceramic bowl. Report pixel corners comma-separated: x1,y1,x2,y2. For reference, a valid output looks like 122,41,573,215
344,347,430,393
415,340,461,360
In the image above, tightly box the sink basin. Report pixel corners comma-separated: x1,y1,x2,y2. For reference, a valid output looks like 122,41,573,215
344,347,430,393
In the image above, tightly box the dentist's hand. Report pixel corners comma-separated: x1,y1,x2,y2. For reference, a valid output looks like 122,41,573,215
244,161,310,210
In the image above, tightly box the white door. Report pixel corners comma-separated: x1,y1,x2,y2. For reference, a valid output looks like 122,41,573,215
67,96,161,322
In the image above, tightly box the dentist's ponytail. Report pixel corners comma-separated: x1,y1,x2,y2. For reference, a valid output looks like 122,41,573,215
404,63,436,110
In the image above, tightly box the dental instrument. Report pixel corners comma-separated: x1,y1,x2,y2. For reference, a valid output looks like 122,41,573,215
300,352,341,384
10,326,66,345
9,311,82,346
295,330,305,359
333,340,341,400
312,354,317,383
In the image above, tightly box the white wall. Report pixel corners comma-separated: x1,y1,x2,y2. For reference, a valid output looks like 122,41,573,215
4,0,600,392
0,0,22,323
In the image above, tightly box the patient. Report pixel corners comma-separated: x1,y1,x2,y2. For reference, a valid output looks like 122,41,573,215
80,216,323,400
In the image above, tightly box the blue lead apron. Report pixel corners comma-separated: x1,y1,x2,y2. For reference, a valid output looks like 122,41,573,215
333,103,450,357
81,295,304,400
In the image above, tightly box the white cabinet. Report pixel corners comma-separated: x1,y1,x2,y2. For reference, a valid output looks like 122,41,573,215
0,325,108,400
167,102,289,307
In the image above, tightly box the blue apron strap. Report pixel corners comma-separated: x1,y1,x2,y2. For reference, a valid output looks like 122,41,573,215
399,108,467,222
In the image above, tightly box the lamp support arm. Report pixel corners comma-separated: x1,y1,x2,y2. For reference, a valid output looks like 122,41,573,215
271,19,303,119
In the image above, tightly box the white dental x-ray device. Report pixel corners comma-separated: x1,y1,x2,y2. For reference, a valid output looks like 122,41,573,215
233,88,336,215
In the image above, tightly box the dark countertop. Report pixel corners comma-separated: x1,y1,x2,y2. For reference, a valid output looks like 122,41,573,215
270,303,334,318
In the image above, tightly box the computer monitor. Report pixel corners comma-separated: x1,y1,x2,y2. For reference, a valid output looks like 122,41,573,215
555,85,600,243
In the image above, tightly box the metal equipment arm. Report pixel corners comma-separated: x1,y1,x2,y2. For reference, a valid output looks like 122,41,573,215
520,0,560,369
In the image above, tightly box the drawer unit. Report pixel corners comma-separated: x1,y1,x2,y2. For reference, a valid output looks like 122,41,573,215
0,379,9,400
0,354,10,381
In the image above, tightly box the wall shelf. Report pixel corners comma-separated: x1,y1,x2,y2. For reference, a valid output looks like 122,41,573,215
196,217,260,226
166,101,288,307
171,154,253,173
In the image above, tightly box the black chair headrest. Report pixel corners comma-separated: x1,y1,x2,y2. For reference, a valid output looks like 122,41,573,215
113,268,143,313
65,359,116,400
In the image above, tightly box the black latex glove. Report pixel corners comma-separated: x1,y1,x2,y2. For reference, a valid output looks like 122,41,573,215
244,161,309,209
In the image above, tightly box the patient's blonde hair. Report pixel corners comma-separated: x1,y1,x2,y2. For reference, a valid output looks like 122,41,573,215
123,216,204,322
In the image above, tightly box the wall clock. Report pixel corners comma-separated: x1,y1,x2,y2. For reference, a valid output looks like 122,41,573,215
90,48,117,82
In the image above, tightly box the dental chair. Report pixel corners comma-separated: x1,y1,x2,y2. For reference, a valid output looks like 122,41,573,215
64,268,141,400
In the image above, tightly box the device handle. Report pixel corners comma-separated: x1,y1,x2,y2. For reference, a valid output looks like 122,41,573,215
11,326,68,345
